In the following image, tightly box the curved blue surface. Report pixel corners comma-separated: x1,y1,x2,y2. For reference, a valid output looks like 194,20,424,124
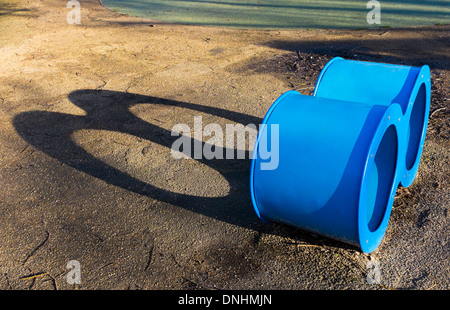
313,58,431,187
251,58,431,253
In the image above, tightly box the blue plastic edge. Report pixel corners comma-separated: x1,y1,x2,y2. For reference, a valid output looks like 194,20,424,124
358,103,403,253
312,57,344,97
249,90,300,223
401,65,431,187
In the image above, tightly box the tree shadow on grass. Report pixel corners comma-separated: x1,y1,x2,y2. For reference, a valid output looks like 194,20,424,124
100,0,450,29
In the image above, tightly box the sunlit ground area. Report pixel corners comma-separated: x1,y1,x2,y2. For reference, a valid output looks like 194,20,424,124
0,0,448,290
101,0,450,29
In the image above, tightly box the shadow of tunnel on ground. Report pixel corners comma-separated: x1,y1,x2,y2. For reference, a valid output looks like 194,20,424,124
13,89,366,250
12,90,263,227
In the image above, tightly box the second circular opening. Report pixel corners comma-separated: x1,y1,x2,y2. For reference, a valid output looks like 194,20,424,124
406,83,427,170
366,125,398,232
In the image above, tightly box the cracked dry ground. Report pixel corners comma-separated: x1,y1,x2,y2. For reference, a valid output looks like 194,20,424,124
0,0,448,289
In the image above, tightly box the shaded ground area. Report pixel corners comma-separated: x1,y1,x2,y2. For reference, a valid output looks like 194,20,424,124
0,0,448,290
101,0,450,29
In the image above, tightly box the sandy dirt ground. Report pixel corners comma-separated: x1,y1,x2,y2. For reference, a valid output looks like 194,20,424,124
0,0,448,290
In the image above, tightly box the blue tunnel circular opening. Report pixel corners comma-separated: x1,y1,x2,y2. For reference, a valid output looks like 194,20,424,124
366,125,398,232
406,83,426,170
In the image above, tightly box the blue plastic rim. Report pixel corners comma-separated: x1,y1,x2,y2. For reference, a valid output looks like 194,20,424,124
402,65,431,187
358,104,402,253
251,58,431,253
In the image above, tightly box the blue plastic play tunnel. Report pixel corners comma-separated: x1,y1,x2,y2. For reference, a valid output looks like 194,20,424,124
314,58,431,187
250,58,431,253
